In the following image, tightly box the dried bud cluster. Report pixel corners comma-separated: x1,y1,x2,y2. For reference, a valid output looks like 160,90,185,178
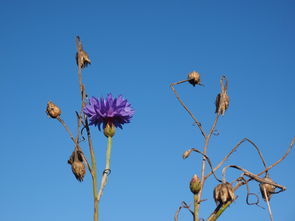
68,150,86,182
46,101,61,118
215,76,229,115
190,174,201,195
76,36,91,69
213,182,235,205
187,71,201,86
259,177,276,201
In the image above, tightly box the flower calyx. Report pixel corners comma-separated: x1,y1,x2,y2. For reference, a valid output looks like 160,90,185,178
103,123,116,138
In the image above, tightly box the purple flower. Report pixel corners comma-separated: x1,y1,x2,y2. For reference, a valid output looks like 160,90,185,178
83,93,135,130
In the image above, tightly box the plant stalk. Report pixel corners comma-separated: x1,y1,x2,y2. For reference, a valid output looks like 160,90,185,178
97,136,113,219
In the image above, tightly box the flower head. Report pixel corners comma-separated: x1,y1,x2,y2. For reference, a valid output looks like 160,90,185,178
83,93,134,131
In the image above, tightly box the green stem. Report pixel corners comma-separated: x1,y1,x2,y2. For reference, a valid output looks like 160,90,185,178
194,194,199,221
207,201,232,221
97,136,113,219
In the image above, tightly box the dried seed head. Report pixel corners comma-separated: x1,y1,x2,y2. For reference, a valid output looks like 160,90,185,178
187,71,201,86
71,161,86,182
76,36,91,69
76,50,91,68
190,174,201,195
68,150,86,182
215,92,229,116
46,101,61,118
182,150,190,159
259,177,276,201
213,182,235,205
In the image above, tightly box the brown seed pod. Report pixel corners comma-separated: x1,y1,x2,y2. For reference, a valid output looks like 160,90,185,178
71,161,86,182
215,91,229,116
190,174,201,195
76,36,91,69
259,177,276,201
46,101,61,118
68,150,86,182
187,71,201,86
215,75,229,116
213,182,235,205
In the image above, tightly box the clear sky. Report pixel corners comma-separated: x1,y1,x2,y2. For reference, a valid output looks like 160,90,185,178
1,0,294,220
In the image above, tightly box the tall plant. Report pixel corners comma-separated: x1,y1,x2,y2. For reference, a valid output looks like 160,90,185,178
46,37,134,221
171,72,294,221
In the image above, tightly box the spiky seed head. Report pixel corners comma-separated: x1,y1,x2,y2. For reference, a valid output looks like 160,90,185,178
213,182,235,205
190,174,201,195
46,101,61,118
259,177,276,201
215,92,229,115
187,71,201,86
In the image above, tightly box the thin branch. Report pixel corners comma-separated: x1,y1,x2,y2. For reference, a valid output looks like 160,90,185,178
222,165,286,191
257,136,295,176
174,201,194,221
56,117,76,143
205,138,268,180
263,188,274,221
170,81,206,138
197,114,219,216
184,148,222,183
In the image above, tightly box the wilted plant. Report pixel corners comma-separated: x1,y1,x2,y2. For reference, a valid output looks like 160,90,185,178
46,37,134,221
170,72,294,221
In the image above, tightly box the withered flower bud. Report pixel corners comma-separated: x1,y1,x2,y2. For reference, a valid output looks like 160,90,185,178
259,177,276,201
182,150,190,159
46,101,61,118
68,150,86,182
71,161,86,182
104,123,116,137
190,174,201,195
213,182,235,205
215,92,229,116
215,76,229,116
76,36,91,69
187,71,201,86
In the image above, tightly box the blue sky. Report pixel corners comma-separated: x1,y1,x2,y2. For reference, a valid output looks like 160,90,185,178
1,0,294,220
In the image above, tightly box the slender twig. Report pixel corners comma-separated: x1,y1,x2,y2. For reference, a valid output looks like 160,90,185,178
263,188,274,221
76,37,98,221
56,117,76,143
170,81,206,138
174,201,194,221
205,138,268,180
184,148,222,183
257,136,295,176
196,114,219,218
222,165,286,190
